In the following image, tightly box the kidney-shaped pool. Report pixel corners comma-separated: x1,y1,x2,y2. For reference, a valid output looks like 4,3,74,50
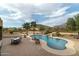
31,34,67,50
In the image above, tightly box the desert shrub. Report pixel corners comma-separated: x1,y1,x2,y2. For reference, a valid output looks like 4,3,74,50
55,31,61,36
9,31,13,34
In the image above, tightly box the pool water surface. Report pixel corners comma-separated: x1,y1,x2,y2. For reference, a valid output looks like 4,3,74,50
31,34,67,50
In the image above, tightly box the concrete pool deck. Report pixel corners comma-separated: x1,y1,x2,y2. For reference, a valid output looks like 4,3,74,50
1,33,78,56
40,40,76,56
29,36,76,56
1,36,57,56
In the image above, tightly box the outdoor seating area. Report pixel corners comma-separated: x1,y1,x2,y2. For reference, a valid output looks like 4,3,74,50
11,37,22,45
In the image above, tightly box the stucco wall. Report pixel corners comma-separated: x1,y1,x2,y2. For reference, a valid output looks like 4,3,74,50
0,18,2,40
0,18,2,26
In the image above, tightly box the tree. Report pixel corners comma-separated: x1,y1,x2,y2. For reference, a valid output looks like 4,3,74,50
31,21,37,34
31,21,36,27
75,14,79,31
22,22,30,35
55,31,61,36
44,27,52,34
23,23,30,29
39,26,45,34
66,18,76,31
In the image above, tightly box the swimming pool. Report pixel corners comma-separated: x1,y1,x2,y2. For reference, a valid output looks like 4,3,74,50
31,34,67,50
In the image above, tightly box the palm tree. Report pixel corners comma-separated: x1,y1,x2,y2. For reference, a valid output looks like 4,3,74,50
22,22,30,35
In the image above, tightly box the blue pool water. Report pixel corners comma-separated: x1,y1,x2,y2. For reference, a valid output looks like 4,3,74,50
31,34,67,50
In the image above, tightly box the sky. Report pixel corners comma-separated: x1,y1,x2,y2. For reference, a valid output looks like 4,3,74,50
0,3,79,28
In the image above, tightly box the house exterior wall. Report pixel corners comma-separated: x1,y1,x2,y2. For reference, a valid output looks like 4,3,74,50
0,18,3,40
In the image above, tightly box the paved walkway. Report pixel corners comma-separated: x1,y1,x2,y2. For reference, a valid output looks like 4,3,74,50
1,37,56,56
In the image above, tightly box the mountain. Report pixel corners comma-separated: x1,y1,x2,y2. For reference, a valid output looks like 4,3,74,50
53,23,66,28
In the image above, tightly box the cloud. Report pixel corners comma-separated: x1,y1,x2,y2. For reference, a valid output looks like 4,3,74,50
38,6,70,26
47,6,70,18
0,3,79,27
67,11,79,17
0,4,35,27
0,4,22,20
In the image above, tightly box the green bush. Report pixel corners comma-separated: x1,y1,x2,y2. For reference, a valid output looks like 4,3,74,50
9,31,13,34
56,31,61,36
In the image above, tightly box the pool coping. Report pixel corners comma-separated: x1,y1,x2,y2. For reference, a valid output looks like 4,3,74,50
40,37,76,56
29,35,76,56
